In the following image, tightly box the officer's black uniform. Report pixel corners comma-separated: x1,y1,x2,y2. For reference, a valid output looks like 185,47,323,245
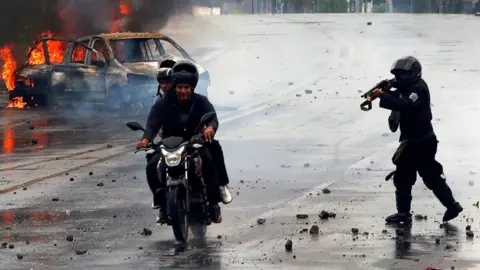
379,56,463,224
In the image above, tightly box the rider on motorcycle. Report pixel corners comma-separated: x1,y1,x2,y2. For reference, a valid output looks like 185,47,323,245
154,60,232,205
137,60,223,224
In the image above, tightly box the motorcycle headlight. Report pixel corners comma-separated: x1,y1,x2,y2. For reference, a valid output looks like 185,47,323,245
161,145,185,166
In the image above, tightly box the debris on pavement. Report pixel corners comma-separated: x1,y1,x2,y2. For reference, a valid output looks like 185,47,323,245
106,144,113,148
319,210,336,219
285,239,293,251
466,231,474,238
8,244,14,249
217,235,222,239
257,218,266,225
304,89,313,94
309,225,319,234
52,197,60,201
140,228,152,236
1,242,7,248
16,254,23,260
414,214,427,220
75,249,88,255
466,225,471,231
322,188,331,194
97,182,104,187
367,22,372,25
351,228,359,234
66,235,74,242
435,238,440,244
296,214,308,219
474,201,479,207
303,162,310,168
89,172,93,176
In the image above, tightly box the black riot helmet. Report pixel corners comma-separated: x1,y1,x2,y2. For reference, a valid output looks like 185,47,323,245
159,59,176,68
156,67,171,84
390,56,422,87
171,60,199,89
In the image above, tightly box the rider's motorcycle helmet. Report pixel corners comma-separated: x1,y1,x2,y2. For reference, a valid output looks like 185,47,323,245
156,67,171,84
171,60,199,89
159,59,176,68
390,56,422,88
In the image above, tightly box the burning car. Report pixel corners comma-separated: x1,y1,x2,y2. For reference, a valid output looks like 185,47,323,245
10,32,210,108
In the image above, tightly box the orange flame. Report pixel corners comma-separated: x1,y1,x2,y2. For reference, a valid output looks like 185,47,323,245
7,97,27,109
0,46,17,91
27,31,66,65
120,3,130,15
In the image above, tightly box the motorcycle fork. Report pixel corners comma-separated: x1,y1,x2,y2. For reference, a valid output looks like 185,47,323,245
184,158,190,213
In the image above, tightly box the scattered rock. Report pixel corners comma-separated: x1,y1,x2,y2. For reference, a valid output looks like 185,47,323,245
66,235,74,242
97,182,104,187
435,238,440,244
25,241,30,245
16,254,23,260
466,225,471,231
257,218,266,225
32,139,38,145
288,82,294,85
112,180,116,183
1,242,7,248
217,235,222,239
305,89,313,94
88,172,93,176
469,180,474,186
296,94,301,97
285,239,293,251
319,211,329,219
8,244,14,249
322,188,331,194
29,126,34,130
106,144,113,148
351,228,359,234
69,178,74,181
140,228,152,236
474,201,479,207
299,228,308,234
303,162,310,168
382,229,388,234
367,22,372,25
467,231,474,238
309,225,319,234
296,214,308,219
22,187,27,190
414,214,424,220
75,249,88,255
328,212,336,218
52,197,59,201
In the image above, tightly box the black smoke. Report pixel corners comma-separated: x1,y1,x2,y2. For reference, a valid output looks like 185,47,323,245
0,0,195,59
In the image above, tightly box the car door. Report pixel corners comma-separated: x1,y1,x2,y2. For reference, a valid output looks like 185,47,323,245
83,38,109,102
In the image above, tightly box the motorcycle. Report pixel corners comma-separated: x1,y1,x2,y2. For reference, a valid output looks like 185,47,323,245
126,112,216,243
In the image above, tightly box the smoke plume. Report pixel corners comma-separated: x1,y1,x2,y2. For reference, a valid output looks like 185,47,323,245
0,0,194,59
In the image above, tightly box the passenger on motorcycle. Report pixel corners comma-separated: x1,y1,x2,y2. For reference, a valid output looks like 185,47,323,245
155,59,177,102
154,60,232,205
137,60,223,224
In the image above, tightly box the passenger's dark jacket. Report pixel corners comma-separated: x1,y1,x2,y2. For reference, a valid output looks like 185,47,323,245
142,93,218,142
379,79,434,141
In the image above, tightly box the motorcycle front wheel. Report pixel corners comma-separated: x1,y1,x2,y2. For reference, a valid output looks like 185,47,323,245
167,186,189,243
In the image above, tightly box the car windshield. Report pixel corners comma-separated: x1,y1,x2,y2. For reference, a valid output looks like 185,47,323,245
109,38,184,63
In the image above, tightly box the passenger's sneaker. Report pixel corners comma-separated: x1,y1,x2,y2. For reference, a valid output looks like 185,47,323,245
219,185,232,204
151,192,162,209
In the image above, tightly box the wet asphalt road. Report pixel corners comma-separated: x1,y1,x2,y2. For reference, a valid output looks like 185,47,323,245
2,14,480,270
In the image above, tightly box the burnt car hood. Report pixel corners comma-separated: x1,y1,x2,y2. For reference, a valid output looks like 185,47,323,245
18,65,54,77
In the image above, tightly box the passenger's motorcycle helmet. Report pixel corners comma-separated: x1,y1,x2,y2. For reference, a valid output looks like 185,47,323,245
390,56,422,87
159,59,176,68
156,67,171,84
171,60,199,89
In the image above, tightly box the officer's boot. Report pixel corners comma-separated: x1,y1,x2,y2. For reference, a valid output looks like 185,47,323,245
154,189,170,224
385,191,412,224
431,182,463,222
